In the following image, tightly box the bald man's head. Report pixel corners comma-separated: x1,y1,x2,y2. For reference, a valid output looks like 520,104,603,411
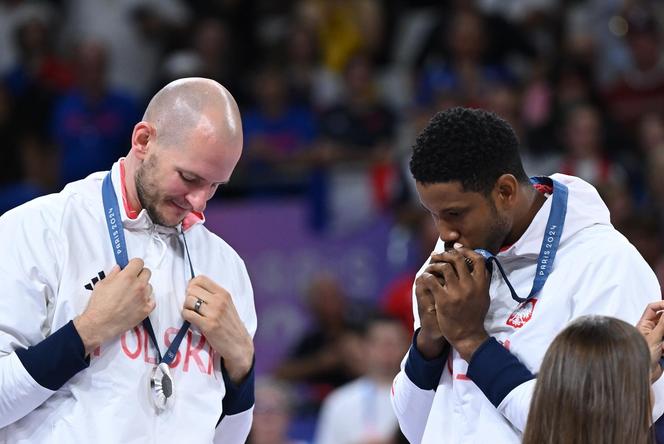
143,77,242,152
125,78,243,226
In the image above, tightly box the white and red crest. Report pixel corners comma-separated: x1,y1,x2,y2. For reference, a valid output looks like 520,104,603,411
506,298,538,328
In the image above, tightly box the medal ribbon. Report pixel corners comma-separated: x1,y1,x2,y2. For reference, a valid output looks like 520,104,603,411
102,172,192,366
474,177,568,303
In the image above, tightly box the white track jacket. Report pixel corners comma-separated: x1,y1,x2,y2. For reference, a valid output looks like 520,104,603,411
0,161,257,443
391,174,664,443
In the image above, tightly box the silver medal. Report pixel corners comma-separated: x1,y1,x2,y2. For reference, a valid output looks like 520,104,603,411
150,362,175,411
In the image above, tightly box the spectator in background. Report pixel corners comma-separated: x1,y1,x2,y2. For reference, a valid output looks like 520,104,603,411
59,0,189,98
603,5,664,132
0,1,63,76
3,6,73,135
553,60,603,113
295,0,386,74
521,59,606,161
638,113,664,155
148,17,240,103
315,314,409,444
275,274,365,411
617,112,664,208
624,112,664,206
485,80,559,178
558,102,627,190
0,129,56,215
4,8,72,94
618,210,664,294
153,17,239,100
318,52,396,164
239,63,318,196
0,84,19,192
190,17,244,104
559,102,636,226
281,22,329,108
415,7,516,109
523,314,662,444
50,40,140,186
0,8,66,213
315,52,397,231
645,142,664,223
248,378,307,444
0,81,56,215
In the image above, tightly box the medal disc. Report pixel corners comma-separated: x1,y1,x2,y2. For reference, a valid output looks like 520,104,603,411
150,362,175,411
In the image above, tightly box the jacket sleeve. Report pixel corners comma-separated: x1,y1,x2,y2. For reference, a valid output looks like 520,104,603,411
468,241,663,432
391,330,448,443
391,265,449,443
213,256,257,443
0,203,89,428
213,361,256,444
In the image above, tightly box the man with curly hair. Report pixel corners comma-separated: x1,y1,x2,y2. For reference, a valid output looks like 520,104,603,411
390,107,664,443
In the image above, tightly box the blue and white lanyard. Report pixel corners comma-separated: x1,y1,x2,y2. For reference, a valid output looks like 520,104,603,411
102,172,193,365
475,177,568,304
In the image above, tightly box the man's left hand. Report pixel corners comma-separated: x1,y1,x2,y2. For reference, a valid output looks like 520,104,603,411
423,245,491,361
182,275,254,384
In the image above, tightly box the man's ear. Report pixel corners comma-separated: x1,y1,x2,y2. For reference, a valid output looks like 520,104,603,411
130,122,155,160
493,174,519,209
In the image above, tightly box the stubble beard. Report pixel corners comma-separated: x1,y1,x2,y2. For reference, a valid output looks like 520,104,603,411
484,199,511,254
135,157,177,227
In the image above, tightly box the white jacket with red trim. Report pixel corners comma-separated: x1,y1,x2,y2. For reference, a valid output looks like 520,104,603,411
0,161,257,443
391,174,664,443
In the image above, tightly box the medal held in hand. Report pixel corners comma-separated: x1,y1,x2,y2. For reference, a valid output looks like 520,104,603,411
150,362,175,411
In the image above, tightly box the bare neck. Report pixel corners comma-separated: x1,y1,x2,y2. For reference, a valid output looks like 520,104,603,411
503,184,547,247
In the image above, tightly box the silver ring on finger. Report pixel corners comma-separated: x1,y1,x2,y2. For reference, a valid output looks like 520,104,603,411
194,298,204,315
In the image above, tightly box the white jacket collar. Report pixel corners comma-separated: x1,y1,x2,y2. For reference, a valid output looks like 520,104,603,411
499,174,611,258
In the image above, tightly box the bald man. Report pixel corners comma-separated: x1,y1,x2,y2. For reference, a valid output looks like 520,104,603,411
0,78,257,443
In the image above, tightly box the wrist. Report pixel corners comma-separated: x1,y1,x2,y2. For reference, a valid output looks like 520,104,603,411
73,315,104,356
453,332,490,362
223,339,255,384
416,329,447,360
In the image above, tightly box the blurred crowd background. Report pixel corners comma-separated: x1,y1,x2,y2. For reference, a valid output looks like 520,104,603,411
2,0,664,442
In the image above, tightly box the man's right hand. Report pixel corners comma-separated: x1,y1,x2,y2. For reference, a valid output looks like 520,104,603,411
74,258,155,355
414,270,448,360
636,300,664,383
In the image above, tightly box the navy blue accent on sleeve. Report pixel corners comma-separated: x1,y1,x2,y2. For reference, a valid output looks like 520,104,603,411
466,337,535,407
217,357,256,425
15,320,90,391
404,328,449,391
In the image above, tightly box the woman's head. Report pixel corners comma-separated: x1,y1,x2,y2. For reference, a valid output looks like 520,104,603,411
523,315,653,444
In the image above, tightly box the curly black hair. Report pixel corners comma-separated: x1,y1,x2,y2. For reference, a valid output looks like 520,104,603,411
409,107,528,194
